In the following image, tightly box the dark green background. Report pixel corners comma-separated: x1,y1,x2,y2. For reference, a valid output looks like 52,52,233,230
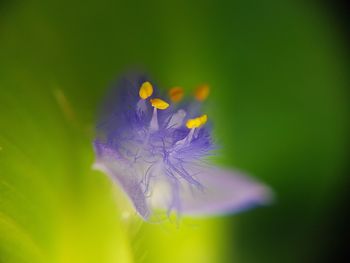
0,0,348,262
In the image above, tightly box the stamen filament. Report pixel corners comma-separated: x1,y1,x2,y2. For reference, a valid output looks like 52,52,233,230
149,98,170,131
186,128,195,142
150,107,159,131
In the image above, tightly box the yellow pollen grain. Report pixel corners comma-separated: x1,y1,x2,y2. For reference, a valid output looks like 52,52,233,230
168,87,184,102
139,81,153,100
150,98,169,110
194,84,210,101
186,114,208,129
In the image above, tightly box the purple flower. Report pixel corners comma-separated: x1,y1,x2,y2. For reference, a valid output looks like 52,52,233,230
93,73,272,220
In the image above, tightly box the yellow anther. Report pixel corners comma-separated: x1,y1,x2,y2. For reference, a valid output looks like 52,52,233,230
150,98,170,110
186,114,208,129
186,118,202,129
169,87,184,102
194,84,210,101
199,114,208,125
139,81,153,100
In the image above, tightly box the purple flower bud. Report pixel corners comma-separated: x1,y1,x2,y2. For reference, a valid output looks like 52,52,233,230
93,73,272,220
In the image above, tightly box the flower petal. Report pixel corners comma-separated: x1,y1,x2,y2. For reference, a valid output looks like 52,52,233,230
179,163,273,216
93,142,150,219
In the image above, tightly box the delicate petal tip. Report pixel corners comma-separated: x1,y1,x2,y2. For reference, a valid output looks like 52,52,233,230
92,142,151,220
93,160,151,220
178,165,273,217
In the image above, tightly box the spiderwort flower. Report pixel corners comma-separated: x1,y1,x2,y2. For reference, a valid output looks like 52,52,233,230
93,74,272,220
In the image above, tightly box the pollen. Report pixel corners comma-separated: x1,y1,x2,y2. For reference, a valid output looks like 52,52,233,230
186,114,208,129
169,87,184,102
139,81,153,100
150,98,170,110
199,114,208,125
194,84,210,101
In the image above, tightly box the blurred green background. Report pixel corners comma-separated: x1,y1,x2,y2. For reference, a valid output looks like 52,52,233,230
0,0,348,262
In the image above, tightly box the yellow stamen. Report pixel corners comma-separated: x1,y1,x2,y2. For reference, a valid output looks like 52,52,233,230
139,81,153,100
186,114,208,129
169,87,184,102
150,98,169,110
194,84,210,101
199,114,208,125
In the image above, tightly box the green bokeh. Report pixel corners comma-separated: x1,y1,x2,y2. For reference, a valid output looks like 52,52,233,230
0,0,348,263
